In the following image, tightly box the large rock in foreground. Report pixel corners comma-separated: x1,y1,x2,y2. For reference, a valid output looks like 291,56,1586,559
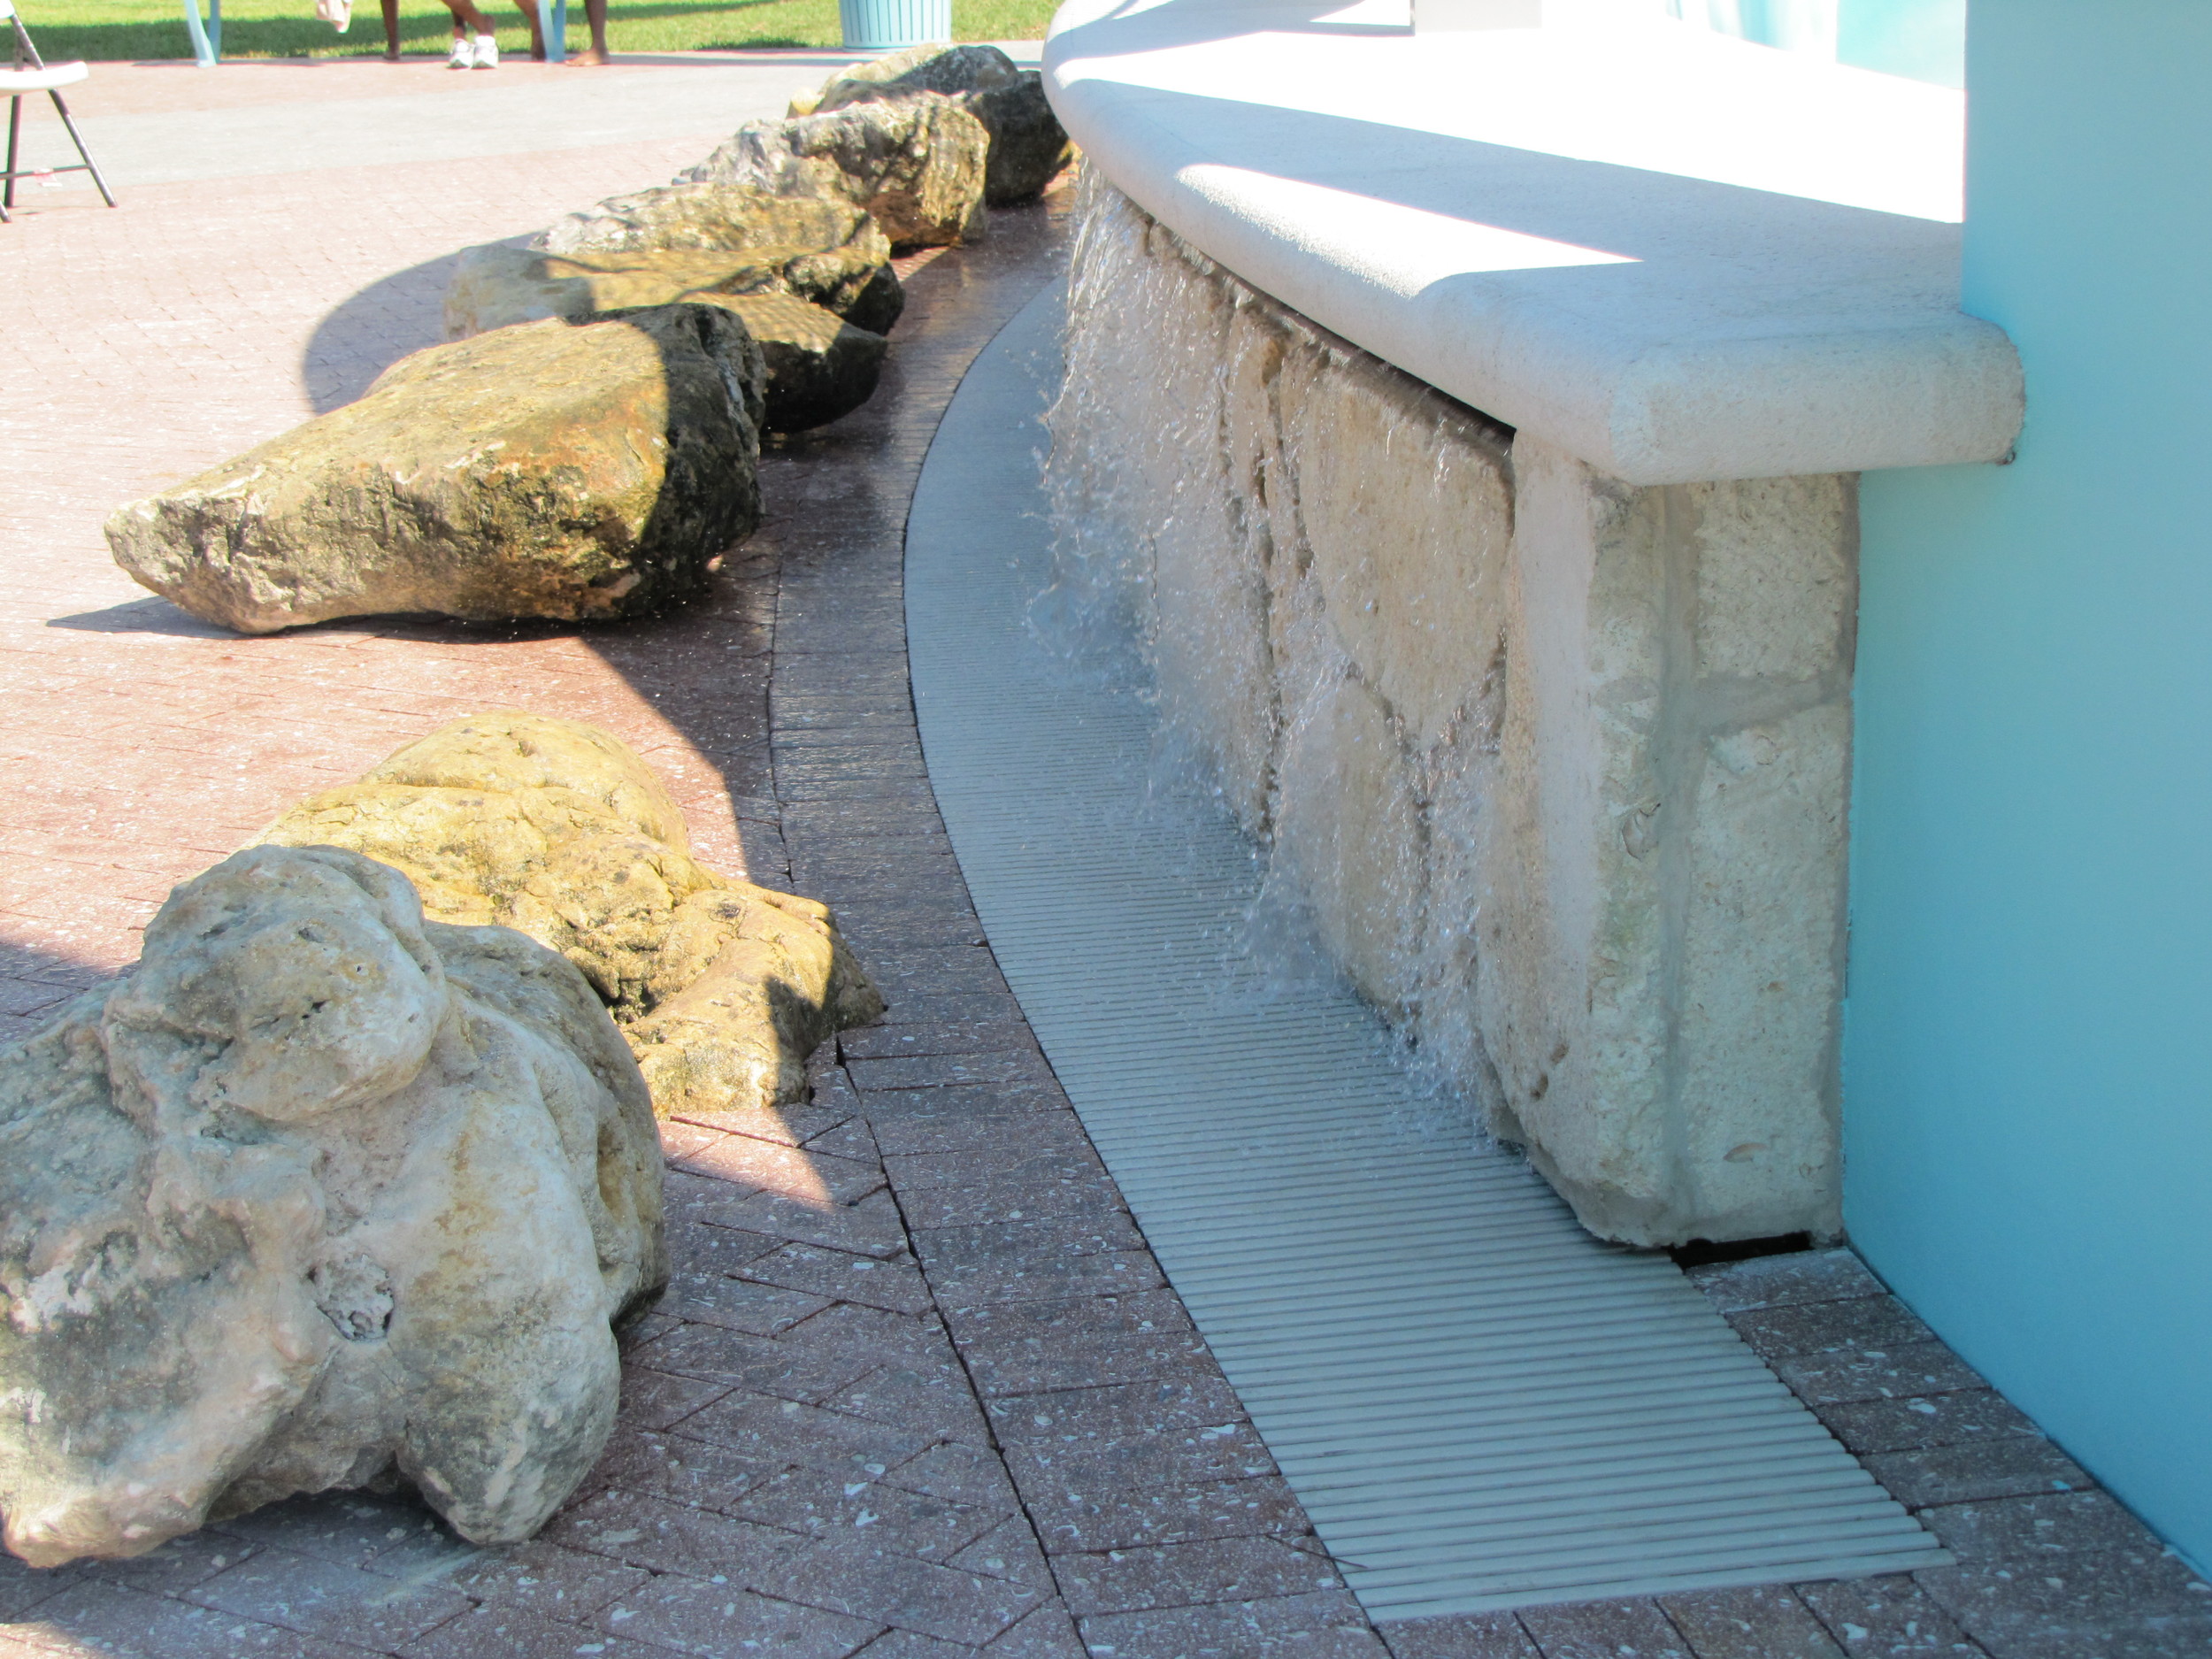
679,96,989,250
796,44,1072,205
257,711,885,1118
526,186,905,334
445,250,887,432
106,307,765,635
0,846,667,1567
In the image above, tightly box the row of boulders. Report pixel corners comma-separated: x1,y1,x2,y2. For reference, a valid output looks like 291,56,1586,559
22,43,1067,1570
445,191,899,435
0,715,881,1567
107,42,1070,636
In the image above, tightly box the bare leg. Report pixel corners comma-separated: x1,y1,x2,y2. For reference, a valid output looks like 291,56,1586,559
583,0,608,63
444,0,493,34
380,0,400,58
511,0,544,59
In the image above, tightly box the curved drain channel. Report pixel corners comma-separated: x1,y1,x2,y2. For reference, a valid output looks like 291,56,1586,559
904,282,1947,1619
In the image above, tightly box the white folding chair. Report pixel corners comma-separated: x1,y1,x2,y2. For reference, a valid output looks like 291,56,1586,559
2,0,115,223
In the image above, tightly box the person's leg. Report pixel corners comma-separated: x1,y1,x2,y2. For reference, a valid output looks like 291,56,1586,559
380,0,400,58
510,0,544,59
442,0,488,63
583,0,608,64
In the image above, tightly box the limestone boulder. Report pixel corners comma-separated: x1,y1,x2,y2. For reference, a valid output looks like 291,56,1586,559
256,711,884,1118
106,307,765,636
0,845,666,1567
797,42,1023,112
539,182,873,258
798,44,1073,205
447,235,902,341
527,185,905,334
444,250,887,433
715,292,887,432
679,96,989,250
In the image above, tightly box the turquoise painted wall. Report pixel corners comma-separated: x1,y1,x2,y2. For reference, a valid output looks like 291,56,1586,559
1836,0,1961,86
1671,0,1962,85
1847,1,2212,1571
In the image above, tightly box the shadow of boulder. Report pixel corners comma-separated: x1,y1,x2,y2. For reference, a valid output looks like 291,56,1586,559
301,245,516,413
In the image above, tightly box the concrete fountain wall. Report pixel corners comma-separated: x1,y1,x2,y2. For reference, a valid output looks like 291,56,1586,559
1050,178,1856,1245
1040,0,2022,1246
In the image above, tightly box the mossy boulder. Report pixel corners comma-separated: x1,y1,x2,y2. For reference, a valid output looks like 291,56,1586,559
106,307,765,634
680,96,989,251
713,291,887,432
530,183,904,334
446,236,902,341
255,711,885,1121
796,43,1072,205
443,250,889,433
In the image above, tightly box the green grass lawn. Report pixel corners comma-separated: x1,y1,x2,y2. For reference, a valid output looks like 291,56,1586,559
22,0,1056,62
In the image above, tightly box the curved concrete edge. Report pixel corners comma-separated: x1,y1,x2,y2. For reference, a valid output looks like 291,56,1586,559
1042,2,2024,485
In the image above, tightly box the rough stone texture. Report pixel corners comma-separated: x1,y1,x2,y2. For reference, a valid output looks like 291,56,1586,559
1050,173,1853,1245
446,235,903,342
256,711,883,1119
0,846,667,1568
795,45,1073,207
445,251,889,434
106,307,766,636
718,291,888,433
537,182,871,262
528,183,907,334
679,96,991,251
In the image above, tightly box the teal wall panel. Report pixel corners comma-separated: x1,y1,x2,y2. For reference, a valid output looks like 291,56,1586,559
1837,0,1962,85
1847,0,2212,1571
1671,0,1962,85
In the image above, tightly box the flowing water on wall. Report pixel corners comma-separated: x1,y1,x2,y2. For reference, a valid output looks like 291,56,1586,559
1034,172,1508,1140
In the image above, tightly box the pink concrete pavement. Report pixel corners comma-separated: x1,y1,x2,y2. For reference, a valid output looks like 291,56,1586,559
0,73,784,1032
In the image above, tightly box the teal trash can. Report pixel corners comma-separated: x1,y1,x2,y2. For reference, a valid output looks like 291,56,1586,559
839,0,949,50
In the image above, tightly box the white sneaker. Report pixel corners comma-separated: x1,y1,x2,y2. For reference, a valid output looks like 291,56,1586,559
446,35,472,66
471,33,498,67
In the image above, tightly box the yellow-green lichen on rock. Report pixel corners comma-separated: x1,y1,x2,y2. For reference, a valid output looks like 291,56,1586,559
795,43,1074,206
255,711,883,1120
443,240,902,342
531,184,904,334
679,96,990,251
444,250,891,434
105,306,766,635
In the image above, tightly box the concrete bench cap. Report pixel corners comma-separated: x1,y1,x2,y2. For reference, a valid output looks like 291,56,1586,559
1042,0,2023,483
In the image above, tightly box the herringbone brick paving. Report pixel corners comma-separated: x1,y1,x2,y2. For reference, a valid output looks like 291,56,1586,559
2,64,2205,1659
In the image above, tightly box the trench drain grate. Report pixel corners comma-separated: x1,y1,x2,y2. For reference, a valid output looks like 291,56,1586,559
902,280,1947,1619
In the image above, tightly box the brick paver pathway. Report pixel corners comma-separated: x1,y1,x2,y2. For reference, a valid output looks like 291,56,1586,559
0,87,1368,1659
3,65,2206,1659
